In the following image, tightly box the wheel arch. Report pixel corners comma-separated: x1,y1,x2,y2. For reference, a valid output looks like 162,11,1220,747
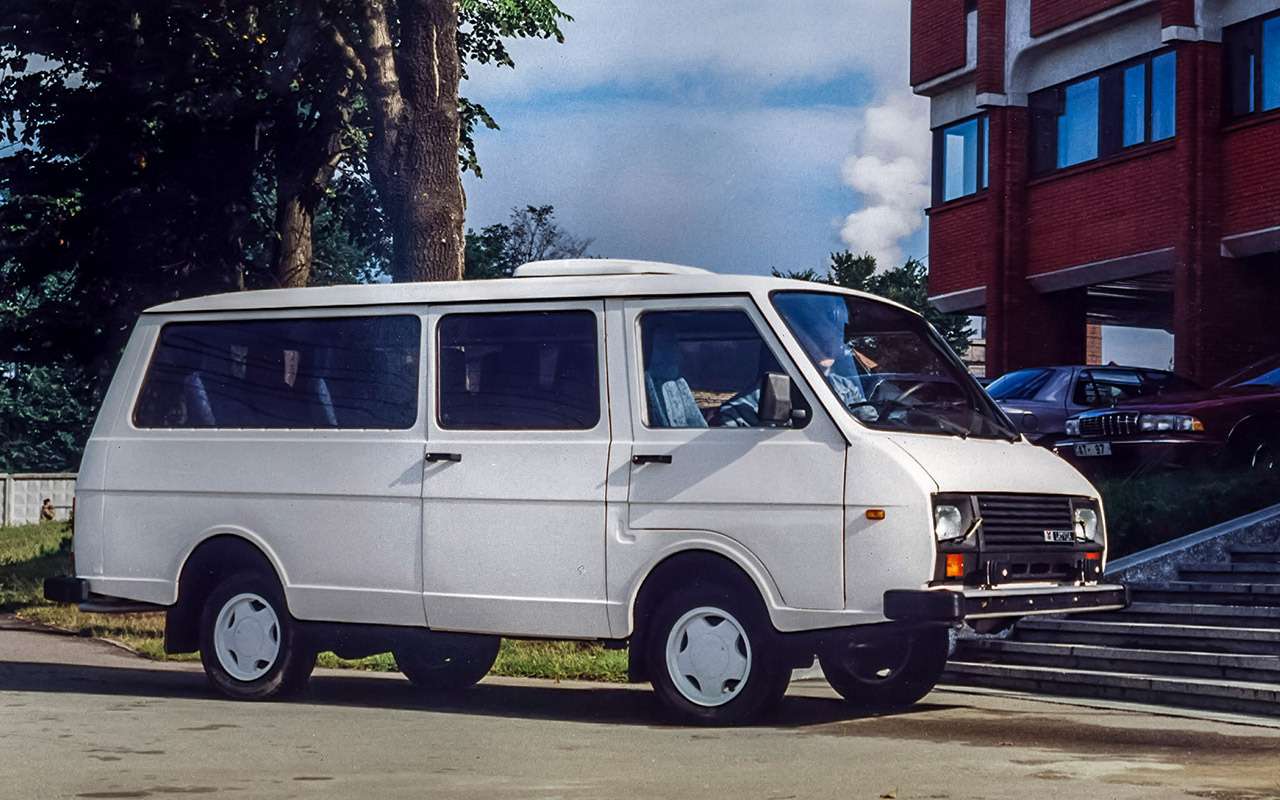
1225,412,1280,463
164,531,289,654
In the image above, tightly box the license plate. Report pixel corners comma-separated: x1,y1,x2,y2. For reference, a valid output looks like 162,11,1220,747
1074,442,1112,458
1043,530,1075,543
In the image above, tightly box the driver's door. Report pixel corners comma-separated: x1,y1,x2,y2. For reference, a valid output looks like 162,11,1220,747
618,296,848,611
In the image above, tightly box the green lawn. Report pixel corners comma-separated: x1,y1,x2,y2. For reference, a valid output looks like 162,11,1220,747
1,521,626,681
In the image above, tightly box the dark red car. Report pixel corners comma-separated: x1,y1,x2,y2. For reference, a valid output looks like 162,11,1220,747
1054,355,1280,475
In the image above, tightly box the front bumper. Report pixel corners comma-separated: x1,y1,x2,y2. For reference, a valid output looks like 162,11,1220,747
884,583,1129,623
1053,437,1223,474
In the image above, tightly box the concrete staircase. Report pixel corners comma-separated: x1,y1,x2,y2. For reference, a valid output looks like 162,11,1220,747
944,542,1280,717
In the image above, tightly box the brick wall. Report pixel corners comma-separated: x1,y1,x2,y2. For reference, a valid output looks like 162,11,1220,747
1025,148,1180,274
1221,119,1280,237
911,0,968,85
1160,0,1194,27
976,0,1006,93
1030,0,1130,37
928,197,995,296
1085,324,1104,365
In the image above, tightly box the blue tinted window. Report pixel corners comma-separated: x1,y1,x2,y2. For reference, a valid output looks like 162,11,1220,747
1151,52,1176,140
981,115,990,189
1058,77,1099,168
942,118,980,201
1123,63,1146,146
1264,18,1280,111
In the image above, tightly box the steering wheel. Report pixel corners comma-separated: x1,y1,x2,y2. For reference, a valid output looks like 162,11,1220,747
871,379,929,406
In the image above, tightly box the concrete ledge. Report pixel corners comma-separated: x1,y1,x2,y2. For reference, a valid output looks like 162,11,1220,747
1106,502,1280,584
1026,247,1175,294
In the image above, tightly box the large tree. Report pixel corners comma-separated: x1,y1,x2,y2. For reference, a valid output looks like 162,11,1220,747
465,204,592,279
776,251,973,355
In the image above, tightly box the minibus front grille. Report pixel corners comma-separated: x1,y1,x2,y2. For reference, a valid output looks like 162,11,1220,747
977,494,1075,547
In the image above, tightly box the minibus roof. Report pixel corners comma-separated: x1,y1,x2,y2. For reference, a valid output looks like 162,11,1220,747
144,259,920,317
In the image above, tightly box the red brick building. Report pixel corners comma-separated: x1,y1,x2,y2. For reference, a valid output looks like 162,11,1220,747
913,0,1280,384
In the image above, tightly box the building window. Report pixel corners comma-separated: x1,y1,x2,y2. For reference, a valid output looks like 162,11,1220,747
1226,13,1280,117
933,113,988,205
1030,50,1176,175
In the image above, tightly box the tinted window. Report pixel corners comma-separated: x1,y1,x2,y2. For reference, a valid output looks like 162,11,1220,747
1073,369,1143,406
1122,63,1146,147
134,316,420,429
986,368,1055,401
933,114,988,205
438,311,599,430
1151,51,1176,140
1058,77,1100,167
640,309,804,429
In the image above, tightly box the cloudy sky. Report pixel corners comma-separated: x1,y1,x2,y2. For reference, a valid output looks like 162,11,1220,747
460,0,928,277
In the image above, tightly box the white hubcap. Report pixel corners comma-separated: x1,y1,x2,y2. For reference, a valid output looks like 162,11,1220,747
213,592,282,682
665,606,752,707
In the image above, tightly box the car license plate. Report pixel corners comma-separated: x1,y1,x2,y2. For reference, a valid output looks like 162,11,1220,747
1043,530,1075,543
1074,442,1112,458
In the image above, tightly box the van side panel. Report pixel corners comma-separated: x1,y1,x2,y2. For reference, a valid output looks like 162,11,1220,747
91,312,428,627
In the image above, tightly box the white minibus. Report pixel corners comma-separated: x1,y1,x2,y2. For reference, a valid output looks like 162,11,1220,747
46,260,1126,724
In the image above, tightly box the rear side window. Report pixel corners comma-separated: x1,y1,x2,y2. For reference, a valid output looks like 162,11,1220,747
1073,369,1143,406
437,310,600,430
133,315,421,429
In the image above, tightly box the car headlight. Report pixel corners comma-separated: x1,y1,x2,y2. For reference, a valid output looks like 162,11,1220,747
1070,498,1103,542
1138,414,1203,433
1065,418,1081,437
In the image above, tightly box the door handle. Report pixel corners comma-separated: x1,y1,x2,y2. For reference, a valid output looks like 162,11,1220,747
632,454,672,465
424,452,462,463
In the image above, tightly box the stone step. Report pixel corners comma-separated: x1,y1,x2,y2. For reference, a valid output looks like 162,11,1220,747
1127,580,1280,607
942,661,1280,717
1086,601,1280,629
953,638,1280,683
1180,564,1280,584
1230,544,1280,564
1015,617,1280,656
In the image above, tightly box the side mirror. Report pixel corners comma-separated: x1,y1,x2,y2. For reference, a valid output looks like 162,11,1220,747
759,372,804,427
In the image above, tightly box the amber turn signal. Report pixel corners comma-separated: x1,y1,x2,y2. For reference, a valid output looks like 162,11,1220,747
945,553,965,578
865,508,886,520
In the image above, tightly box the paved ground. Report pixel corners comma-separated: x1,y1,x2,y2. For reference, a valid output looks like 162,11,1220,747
2,616,1279,800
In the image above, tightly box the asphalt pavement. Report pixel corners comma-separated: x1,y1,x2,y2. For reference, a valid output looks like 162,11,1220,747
2,614,1278,800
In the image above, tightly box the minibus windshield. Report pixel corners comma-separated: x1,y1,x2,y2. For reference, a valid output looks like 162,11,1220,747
772,291,1018,440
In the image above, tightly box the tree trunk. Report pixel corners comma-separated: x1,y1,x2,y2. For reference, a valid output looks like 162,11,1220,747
273,188,315,288
357,0,466,283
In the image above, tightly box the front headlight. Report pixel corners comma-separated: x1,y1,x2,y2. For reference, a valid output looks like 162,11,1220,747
934,504,965,541
1070,498,1103,542
1065,418,1081,437
1138,414,1204,433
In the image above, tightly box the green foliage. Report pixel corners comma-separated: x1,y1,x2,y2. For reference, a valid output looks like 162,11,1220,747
1097,468,1280,558
0,361,94,472
775,251,973,355
0,521,69,611
465,205,591,279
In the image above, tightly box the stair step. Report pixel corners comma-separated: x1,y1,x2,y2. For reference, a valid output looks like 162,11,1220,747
953,639,1280,683
1181,569,1280,585
1127,580,1280,606
1015,618,1280,655
1230,544,1280,564
1089,601,1280,629
942,661,1280,717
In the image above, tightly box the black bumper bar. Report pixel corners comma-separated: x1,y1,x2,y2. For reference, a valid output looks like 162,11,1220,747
884,584,1129,623
44,576,90,604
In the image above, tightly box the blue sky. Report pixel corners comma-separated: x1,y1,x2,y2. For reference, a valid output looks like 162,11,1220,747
460,0,927,277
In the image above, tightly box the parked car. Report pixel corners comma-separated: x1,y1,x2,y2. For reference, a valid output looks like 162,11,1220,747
1055,354,1280,475
44,259,1125,725
985,365,1200,444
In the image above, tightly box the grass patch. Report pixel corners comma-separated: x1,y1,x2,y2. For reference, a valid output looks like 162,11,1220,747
1,521,627,681
1098,468,1280,558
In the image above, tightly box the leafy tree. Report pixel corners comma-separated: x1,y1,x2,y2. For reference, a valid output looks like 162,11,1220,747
775,252,973,355
464,205,591,279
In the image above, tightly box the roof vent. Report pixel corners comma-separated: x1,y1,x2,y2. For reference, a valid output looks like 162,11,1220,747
513,259,711,278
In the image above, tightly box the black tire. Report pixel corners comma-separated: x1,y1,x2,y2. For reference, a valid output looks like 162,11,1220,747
1245,436,1279,471
818,625,949,712
198,570,315,700
394,632,500,691
644,584,790,725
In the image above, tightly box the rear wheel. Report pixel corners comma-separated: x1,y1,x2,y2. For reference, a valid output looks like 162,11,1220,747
818,626,948,712
394,632,500,691
1247,436,1278,471
199,570,315,700
644,585,789,725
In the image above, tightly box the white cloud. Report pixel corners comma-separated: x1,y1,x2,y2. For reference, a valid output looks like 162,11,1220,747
838,93,931,266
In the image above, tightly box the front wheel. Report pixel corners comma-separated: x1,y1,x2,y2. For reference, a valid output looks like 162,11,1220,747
199,570,315,700
818,626,949,712
644,585,789,725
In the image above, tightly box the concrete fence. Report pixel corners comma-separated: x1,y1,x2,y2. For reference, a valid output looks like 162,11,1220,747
0,473,76,527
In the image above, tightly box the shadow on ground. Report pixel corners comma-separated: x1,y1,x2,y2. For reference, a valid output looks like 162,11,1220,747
0,656,949,728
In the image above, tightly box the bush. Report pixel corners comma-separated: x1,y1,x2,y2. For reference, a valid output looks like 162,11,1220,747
1097,469,1280,558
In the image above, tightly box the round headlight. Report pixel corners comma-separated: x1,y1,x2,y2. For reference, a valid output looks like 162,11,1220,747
934,504,965,542
1073,507,1099,542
